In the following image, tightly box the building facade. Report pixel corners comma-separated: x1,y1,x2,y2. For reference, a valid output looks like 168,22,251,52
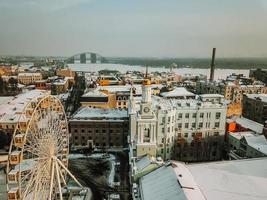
129,81,227,161
69,107,129,149
17,73,42,85
243,94,267,124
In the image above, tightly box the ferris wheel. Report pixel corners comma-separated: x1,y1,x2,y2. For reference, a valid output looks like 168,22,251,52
6,95,82,200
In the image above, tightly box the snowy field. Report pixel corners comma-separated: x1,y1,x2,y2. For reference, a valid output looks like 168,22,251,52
68,63,250,80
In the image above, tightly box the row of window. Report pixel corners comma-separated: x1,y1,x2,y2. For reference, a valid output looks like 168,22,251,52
161,112,221,123
74,142,122,147
177,122,220,129
72,129,125,134
73,135,126,141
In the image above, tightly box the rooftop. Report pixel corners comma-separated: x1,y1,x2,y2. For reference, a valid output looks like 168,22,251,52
245,94,267,103
0,90,48,123
229,116,264,134
71,107,128,121
82,90,108,98
140,163,187,200
160,87,195,98
188,158,267,200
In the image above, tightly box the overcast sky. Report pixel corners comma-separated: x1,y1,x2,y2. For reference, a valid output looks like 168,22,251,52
0,0,267,58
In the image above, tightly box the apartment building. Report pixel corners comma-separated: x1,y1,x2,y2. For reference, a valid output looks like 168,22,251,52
129,81,227,162
243,94,267,124
17,73,42,85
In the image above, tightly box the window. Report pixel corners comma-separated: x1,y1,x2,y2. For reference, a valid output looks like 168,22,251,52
185,113,189,118
200,113,204,118
161,149,164,154
215,122,220,128
167,148,169,153
216,112,221,119
168,127,170,132
110,130,113,133
179,113,182,118
191,133,195,137
178,123,182,128
161,138,164,143
162,117,165,123
82,136,85,140
199,122,203,128
168,117,171,123
95,130,99,133
162,127,164,133
74,136,78,140
192,123,196,128
74,129,78,133
184,133,188,137
144,128,150,142
102,129,106,133
81,129,84,133
185,123,189,128
192,113,197,118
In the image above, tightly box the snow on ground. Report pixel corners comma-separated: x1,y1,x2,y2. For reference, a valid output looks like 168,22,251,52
68,64,250,80
107,154,116,187
68,153,117,187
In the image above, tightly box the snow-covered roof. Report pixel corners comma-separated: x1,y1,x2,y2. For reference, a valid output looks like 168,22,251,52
0,90,48,123
0,96,13,105
244,134,267,155
188,158,267,200
245,94,267,103
233,117,263,134
18,72,41,76
160,87,195,98
71,107,128,121
200,94,224,98
82,90,107,98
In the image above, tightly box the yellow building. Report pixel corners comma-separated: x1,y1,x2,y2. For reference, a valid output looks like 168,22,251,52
56,68,76,78
51,78,69,95
80,90,117,108
227,102,242,117
17,73,42,85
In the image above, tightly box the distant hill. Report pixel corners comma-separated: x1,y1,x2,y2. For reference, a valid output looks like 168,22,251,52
107,57,267,69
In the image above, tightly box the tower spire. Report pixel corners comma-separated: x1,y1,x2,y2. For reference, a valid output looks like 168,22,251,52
145,66,148,79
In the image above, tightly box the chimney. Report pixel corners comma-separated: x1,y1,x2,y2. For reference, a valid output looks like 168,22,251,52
210,48,216,81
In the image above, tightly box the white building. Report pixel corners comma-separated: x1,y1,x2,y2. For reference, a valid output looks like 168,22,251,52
129,80,227,161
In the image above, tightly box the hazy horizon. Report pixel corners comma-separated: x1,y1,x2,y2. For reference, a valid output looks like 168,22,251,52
1,0,267,58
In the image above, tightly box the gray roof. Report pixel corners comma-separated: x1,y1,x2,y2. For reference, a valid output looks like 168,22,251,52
136,155,151,172
71,107,128,120
140,165,187,200
188,158,267,200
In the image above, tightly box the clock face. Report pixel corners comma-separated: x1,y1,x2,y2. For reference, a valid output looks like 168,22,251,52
144,107,150,113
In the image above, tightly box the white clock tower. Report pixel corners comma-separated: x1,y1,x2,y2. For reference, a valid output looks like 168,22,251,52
136,79,157,157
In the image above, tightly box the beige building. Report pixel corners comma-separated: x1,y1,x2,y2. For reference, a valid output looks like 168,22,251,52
51,77,74,95
197,80,267,104
0,90,50,145
17,73,42,85
56,68,76,78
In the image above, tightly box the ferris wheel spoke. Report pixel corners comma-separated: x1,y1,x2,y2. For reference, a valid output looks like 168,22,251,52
7,95,73,199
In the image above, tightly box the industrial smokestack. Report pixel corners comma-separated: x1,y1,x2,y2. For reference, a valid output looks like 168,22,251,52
210,48,216,81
